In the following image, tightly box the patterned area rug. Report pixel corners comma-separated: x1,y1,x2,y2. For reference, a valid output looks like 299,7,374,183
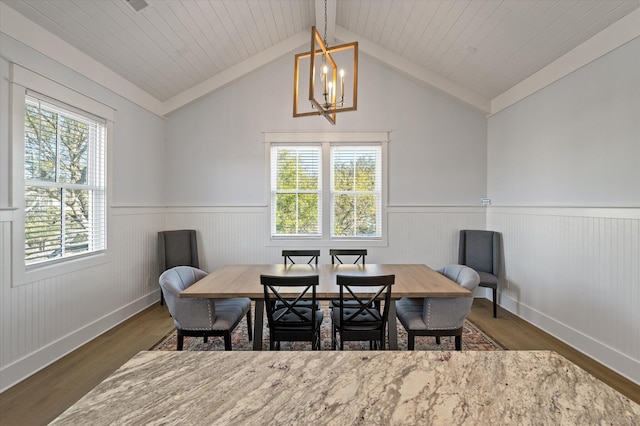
151,308,505,351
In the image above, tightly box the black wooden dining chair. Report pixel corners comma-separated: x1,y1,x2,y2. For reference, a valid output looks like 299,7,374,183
282,249,320,265
261,274,323,350
330,249,367,265
279,250,321,310
331,274,395,350
329,249,369,309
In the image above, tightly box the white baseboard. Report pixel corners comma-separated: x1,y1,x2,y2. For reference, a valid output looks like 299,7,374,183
499,293,640,385
0,291,160,392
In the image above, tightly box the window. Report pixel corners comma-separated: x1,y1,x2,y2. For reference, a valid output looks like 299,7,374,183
267,132,387,242
23,93,106,266
271,145,321,237
331,145,382,238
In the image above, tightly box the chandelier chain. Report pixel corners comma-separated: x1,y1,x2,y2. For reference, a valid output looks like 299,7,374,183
324,0,328,47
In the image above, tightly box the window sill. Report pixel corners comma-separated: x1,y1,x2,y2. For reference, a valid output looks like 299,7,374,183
13,251,112,287
266,237,388,248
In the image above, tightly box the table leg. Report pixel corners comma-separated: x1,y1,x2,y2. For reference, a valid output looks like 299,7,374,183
253,300,264,351
388,299,398,350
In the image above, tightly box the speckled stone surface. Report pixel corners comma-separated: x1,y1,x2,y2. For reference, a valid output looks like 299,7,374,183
51,350,639,425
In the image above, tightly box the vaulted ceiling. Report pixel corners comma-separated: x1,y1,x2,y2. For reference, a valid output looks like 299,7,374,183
2,0,638,115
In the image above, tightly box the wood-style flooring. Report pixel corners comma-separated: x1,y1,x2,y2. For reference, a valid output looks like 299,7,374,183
1,298,638,425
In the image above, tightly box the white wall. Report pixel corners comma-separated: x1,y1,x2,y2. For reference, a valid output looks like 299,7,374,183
163,51,489,312
488,39,640,207
487,38,640,384
165,53,487,207
0,35,167,391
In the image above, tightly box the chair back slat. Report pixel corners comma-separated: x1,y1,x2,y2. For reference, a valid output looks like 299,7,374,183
330,249,367,265
282,249,320,265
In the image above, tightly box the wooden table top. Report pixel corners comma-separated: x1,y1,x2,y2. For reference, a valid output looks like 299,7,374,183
180,264,471,299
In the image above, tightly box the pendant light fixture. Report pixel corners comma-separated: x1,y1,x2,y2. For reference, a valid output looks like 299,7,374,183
293,0,358,125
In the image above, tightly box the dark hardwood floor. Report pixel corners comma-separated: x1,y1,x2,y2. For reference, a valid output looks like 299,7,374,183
1,299,638,425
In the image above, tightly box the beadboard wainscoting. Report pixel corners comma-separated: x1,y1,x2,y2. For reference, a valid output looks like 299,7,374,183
487,207,640,384
0,207,167,392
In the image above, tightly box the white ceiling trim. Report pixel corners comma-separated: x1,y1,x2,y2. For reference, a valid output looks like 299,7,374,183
0,2,164,116
161,31,309,116
335,27,491,114
491,8,640,115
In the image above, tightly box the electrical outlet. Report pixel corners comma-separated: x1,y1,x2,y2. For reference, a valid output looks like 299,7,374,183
481,198,492,206
145,276,152,288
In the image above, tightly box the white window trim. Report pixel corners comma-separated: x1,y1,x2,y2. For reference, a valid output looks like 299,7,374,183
264,131,389,248
10,64,114,286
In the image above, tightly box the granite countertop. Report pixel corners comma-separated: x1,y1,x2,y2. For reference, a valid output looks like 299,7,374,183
51,350,639,425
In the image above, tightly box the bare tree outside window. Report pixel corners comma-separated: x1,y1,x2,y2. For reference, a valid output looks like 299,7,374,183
24,96,106,265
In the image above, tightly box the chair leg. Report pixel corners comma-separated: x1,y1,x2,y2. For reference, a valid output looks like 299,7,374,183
435,336,441,345
407,333,415,350
492,288,497,318
177,333,184,351
203,336,208,344
455,335,462,351
246,311,253,341
160,291,164,306
332,324,337,350
223,333,232,351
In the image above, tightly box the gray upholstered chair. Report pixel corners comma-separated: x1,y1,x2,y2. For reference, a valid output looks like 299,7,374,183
159,266,252,350
158,229,199,305
396,264,479,350
458,230,501,317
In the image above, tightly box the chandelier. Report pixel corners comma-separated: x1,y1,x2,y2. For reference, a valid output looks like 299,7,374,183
293,1,358,125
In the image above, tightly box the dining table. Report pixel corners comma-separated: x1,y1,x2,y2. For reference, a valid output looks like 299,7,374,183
180,263,471,350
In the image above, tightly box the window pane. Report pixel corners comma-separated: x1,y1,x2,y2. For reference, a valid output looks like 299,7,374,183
355,152,377,191
59,116,90,184
333,193,354,236
64,188,89,251
25,186,62,263
24,102,57,182
297,193,319,234
355,194,378,236
276,149,297,190
333,154,354,191
297,151,319,191
275,193,297,234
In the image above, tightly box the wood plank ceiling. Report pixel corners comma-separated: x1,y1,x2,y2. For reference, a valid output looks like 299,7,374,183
2,0,638,106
